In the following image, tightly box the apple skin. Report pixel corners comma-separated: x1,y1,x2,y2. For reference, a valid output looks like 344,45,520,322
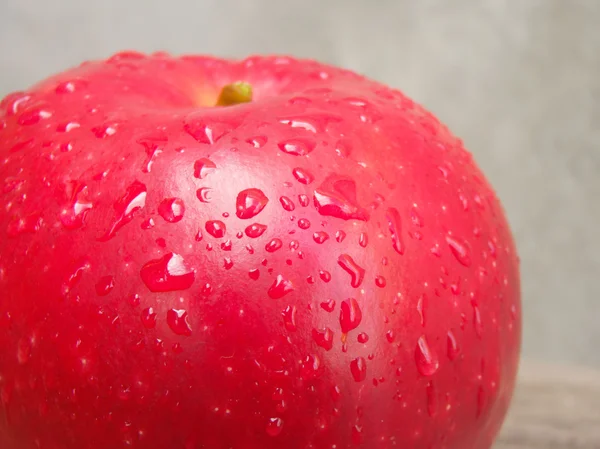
0,52,520,449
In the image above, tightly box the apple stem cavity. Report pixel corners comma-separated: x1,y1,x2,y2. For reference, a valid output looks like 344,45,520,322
216,81,253,106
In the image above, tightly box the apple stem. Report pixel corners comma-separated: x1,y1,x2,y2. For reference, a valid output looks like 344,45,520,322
216,81,253,106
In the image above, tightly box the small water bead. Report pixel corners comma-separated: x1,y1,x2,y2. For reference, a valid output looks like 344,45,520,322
312,327,334,350
268,275,294,299
292,167,314,185
415,336,440,376
320,299,335,312
313,231,329,244
166,309,193,336
298,194,310,207
375,276,386,288
95,275,115,296
196,187,213,203
279,196,295,211
248,269,260,280
282,306,298,332
319,270,331,283
297,218,311,230
193,158,216,179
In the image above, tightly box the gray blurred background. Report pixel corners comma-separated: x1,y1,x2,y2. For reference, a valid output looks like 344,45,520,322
1,0,598,367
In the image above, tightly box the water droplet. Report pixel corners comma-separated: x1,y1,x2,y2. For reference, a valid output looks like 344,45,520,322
357,332,369,343
417,294,427,327
358,232,369,248
300,354,323,380
140,253,195,292
268,275,294,299
473,304,483,338
220,240,232,251
350,357,367,382
18,107,52,126
319,270,331,282
246,136,267,148
278,138,316,156
297,218,311,230
352,424,364,444
55,79,87,94
386,330,396,343
245,223,267,238
205,220,226,238
335,230,346,242
59,182,93,230
338,254,365,288
289,240,299,250
386,208,405,255
375,276,386,288
17,336,31,364
313,175,369,221
141,307,157,329
166,309,192,336
100,181,147,240
265,238,283,252
95,275,115,296
334,139,351,158
184,114,237,144
196,187,213,203
292,167,314,185
447,330,460,360
236,188,269,219
312,327,333,350
312,231,329,244
279,196,295,211
158,197,185,223
340,298,362,333
320,299,336,312
266,417,284,437
6,213,43,237
92,123,117,138
282,305,297,331
426,381,437,417
141,218,155,229
415,336,439,376
298,194,310,207
193,158,216,179
248,268,260,280
223,257,234,270
446,235,471,267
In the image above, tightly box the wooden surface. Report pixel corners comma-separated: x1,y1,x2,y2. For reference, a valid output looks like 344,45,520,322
494,361,600,448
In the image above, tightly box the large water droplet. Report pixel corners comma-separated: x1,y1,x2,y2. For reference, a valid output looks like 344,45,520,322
141,307,157,329
312,327,333,350
279,196,295,211
446,235,471,267
205,220,226,238
140,253,195,292
313,175,369,221
278,138,316,156
338,254,365,288
166,309,192,336
196,187,213,203
265,238,283,252
158,197,185,223
266,417,284,437
292,167,314,185
248,268,260,280
415,336,439,376
193,158,216,179
282,305,297,332
350,357,367,382
268,275,294,299
300,354,323,380
339,298,362,333
95,275,115,296
386,208,405,255
245,223,267,238
100,180,147,240
236,188,269,219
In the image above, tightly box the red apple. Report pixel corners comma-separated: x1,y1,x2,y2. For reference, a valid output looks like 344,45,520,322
0,52,521,449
